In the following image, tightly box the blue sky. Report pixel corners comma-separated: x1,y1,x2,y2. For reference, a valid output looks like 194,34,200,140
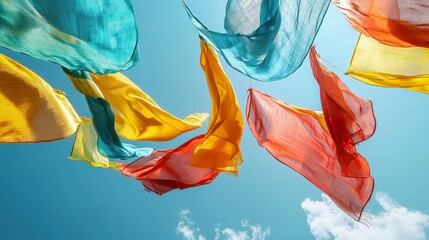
1,1,429,239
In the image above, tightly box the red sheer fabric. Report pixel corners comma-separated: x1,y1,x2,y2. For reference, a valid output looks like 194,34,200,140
310,47,376,177
118,135,220,194
334,0,429,47
246,89,374,220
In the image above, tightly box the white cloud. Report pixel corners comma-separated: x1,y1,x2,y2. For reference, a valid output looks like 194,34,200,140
215,220,270,240
301,192,429,240
176,210,270,240
176,209,206,240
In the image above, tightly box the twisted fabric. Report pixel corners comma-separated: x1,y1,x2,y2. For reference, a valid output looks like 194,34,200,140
64,69,153,160
89,72,209,141
190,40,244,173
118,135,220,194
183,0,329,81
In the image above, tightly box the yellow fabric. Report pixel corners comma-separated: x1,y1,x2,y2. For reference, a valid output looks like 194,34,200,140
347,35,429,93
66,73,104,98
69,118,119,170
190,41,244,174
0,54,81,143
89,72,209,141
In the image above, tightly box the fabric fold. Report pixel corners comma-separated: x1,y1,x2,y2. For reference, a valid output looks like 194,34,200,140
0,54,81,143
64,68,153,160
118,135,220,194
190,40,244,174
89,72,209,141
69,118,119,170
0,0,139,73
310,46,375,177
246,88,374,221
334,0,429,47
347,35,429,94
182,0,329,81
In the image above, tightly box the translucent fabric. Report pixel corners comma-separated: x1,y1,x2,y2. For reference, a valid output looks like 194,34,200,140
89,73,209,141
310,47,376,177
69,118,118,170
190,40,244,173
0,54,81,143
347,35,429,94
183,0,330,81
246,89,374,220
334,0,429,47
64,69,153,160
0,0,138,73
118,135,220,194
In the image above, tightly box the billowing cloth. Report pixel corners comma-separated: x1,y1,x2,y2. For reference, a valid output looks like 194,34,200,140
69,118,118,169
310,47,375,177
118,135,220,194
190,40,244,173
334,0,429,47
183,0,329,81
64,69,153,160
116,41,242,191
0,0,139,73
246,89,374,221
89,72,209,141
0,54,81,143
347,35,429,94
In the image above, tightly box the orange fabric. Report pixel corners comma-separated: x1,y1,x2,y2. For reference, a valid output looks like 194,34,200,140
246,89,374,221
310,47,375,177
118,135,220,194
334,0,429,47
189,40,244,174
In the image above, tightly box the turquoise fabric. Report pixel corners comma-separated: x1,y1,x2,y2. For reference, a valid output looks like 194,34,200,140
183,0,330,81
86,97,153,160
0,0,139,74
63,68,153,160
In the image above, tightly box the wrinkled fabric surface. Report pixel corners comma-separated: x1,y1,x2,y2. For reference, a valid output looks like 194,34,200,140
69,118,118,169
118,135,220,194
183,0,329,81
0,54,81,143
246,88,374,221
89,72,209,141
347,35,429,94
0,0,139,73
190,40,244,173
310,47,375,177
334,0,429,47
64,68,153,160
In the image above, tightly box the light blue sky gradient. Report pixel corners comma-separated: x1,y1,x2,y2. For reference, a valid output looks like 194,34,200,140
1,1,429,239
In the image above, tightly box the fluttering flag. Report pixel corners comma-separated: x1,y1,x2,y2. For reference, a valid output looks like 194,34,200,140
0,54,81,143
247,89,374,220
190,40,244,174
0,0,139,73
116,40,242,192
310,47,375,177
183,0,329,81
89,72,209,141
334,0,429,47
64,69,153,160
246,47,376,220
347,35,429,94
69,118,119,169
118,135,220,194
